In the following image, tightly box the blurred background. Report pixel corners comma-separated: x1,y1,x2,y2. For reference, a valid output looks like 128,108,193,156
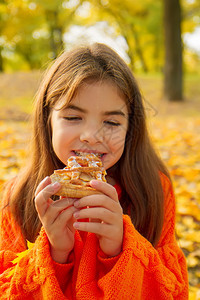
0,0,199,298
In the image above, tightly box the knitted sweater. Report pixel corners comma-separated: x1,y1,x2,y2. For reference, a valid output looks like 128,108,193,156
0,174,188,299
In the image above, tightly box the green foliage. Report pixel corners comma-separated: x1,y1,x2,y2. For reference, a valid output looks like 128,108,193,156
182,0,200,32
0,0,199,73
0,0,82,70
87,0,163,71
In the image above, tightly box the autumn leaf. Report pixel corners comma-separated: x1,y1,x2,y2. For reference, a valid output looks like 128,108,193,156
6,240,35,278
149,117,200,299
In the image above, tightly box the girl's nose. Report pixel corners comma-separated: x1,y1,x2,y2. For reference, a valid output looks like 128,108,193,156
79,125,104,145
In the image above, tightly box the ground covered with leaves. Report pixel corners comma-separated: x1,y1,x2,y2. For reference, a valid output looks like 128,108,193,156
150,117,200,299
0,72,199,299
0,116,199,299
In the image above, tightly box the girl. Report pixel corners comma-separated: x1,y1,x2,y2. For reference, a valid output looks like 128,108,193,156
0,43,188,299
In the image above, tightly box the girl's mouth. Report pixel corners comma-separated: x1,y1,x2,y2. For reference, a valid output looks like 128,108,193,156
73,150,105,158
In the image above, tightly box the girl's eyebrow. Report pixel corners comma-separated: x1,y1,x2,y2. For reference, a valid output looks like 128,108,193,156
104,110,126,117
66,104,126,117
65,104,86,113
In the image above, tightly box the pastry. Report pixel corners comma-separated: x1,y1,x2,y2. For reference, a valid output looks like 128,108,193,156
50,153,106,198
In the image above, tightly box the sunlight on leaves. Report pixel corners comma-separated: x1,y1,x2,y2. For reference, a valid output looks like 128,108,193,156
149,116,200,298
0,117,200,298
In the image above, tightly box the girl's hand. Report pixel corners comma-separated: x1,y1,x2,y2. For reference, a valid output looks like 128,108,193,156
73,180,123,257
35,176,78,263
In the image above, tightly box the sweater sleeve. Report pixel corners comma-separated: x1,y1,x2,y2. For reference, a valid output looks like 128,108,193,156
75,174,188,300
0,180,27,253
0,227,75,299
0,181,74,299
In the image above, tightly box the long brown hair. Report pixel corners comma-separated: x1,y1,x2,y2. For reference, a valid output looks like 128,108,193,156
9,43,170,246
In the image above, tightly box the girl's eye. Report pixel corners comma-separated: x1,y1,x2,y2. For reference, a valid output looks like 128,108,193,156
63,116,82,121
104,120,121,127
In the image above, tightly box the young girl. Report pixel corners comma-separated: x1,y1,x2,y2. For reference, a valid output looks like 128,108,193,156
0,43,188,299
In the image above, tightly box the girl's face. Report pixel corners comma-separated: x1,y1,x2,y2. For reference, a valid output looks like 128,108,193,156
51,81,128,171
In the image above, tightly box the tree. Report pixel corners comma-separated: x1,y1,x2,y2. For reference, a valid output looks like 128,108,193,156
163,0,183,101
0,0,83,70
0,0,8,72
32,0,84,59
82,0,165,72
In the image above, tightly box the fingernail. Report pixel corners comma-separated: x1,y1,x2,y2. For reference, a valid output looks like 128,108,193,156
74,200,80,207
73,211,79,219
52,182,60,189
73,222,79,229
42,176,49,183
90,180,98,187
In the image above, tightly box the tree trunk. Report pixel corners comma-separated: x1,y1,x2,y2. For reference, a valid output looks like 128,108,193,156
131,25,148,73
163,0,183,101
0,46,3,72
46,10,64,59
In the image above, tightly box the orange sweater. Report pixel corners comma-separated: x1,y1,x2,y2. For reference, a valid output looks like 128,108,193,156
0,175,188,299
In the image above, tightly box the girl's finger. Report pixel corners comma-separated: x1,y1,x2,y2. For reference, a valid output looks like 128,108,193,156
74,195,121,213
90,180,119,202
73,220,110,237
73,207,114,224
56,205,77,225
35,182,61,218
51,197,75,208
35,176,51,197
43,198,76,226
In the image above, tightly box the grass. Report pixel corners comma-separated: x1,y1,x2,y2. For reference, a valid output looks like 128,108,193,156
0,71,199,120
137,75,200,118
0,71,41,120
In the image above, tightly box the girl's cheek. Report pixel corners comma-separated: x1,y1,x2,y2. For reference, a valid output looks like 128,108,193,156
109,135,126,151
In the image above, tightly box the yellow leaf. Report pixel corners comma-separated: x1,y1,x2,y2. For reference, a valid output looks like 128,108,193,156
6,240,35,278
189,286,200,300
178,239,194,252
187,256,199,268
